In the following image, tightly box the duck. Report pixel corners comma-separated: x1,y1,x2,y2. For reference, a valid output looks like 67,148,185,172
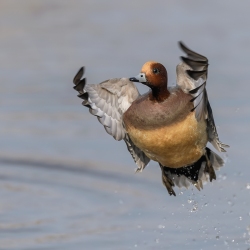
72,42,229,196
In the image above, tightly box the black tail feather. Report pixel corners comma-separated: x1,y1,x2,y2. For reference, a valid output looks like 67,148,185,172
161,147,224,196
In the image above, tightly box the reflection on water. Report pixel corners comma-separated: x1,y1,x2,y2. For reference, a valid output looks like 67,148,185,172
1,1,250,249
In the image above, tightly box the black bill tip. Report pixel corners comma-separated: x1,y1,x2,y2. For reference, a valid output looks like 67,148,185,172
129,77,139,82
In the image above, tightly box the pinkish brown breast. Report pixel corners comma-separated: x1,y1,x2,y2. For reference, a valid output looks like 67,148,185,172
123,88,208,168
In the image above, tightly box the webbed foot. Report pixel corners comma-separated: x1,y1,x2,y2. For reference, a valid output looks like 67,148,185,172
160,165,176,196
204,148,216,182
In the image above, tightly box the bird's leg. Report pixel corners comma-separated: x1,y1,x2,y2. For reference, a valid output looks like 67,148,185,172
160,165,176,196
204,150,216,182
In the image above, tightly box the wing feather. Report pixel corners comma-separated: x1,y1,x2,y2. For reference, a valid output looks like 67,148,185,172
177,41,208,121
177,42,229,152
73,67,151,169
124,134,150,172
206,101,229,152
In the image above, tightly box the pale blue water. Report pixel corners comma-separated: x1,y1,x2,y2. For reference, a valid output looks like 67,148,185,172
0,1,250,249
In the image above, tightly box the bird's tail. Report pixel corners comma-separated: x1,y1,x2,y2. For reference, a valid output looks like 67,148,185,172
160,147,225,196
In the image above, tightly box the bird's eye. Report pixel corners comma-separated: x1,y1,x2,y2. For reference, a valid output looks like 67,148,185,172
153,68,159,74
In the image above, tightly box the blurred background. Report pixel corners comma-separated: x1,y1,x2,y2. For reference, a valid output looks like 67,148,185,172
0,1,249,249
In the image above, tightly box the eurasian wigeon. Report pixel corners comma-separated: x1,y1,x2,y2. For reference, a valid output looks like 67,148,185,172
72,42,229,196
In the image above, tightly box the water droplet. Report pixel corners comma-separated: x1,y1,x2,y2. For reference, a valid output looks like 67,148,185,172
204,203,208,206
155,238,159,243
216,235,219,239
214,227,217,231
188,199,193,204
134,244,137,247
246,183,250,189
190,202,198,212
239,216,243,221
158,225,165,229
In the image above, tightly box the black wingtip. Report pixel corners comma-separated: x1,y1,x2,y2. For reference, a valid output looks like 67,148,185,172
77,92,89,100
178,41,187,52
186,70,207,81
73,67,85,85
73,78,86,94
179,41,193,55
190,95,198,103
191,106,196,112
181,56,208,71
179,42,208,62
189,81,206,94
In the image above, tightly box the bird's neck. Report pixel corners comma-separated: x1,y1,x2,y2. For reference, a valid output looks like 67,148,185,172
150,85,170,102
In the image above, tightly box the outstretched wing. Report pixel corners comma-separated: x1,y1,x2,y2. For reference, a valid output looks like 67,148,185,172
177,41,208,121
177,42,229,152
124,134,150,172
206,101,229,152
73,67,150,170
